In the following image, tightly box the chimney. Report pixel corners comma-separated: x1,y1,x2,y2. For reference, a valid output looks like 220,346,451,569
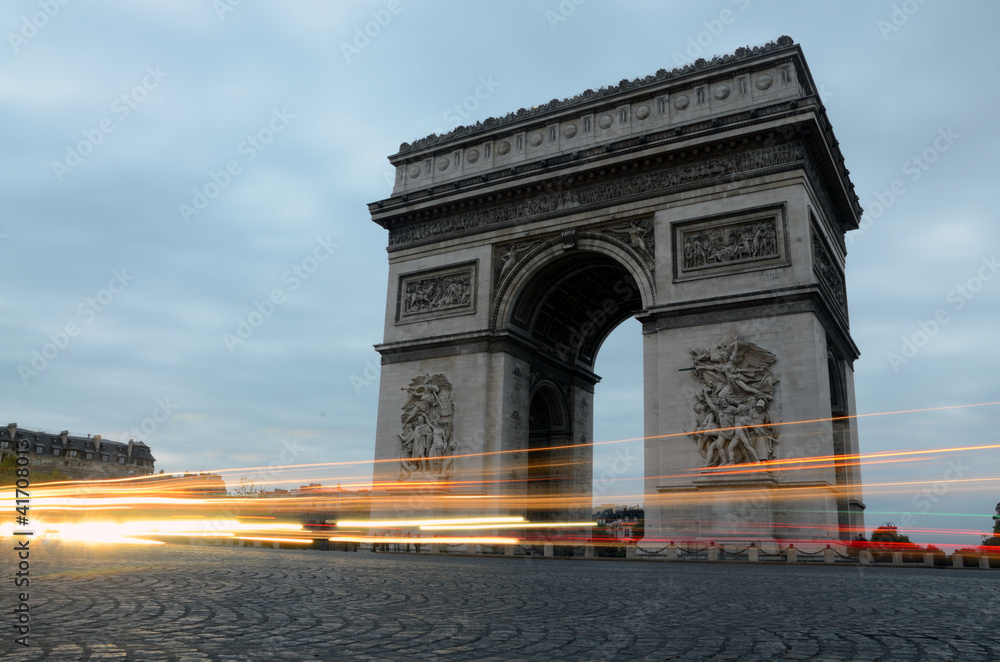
60,430,69,446
6,423,16,440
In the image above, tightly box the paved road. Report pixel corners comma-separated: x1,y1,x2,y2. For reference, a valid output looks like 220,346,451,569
1,540,998,661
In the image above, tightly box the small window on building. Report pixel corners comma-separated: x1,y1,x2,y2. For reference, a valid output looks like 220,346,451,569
67,450,78,459
0,441,9,449
85,452,93,460
101,454,109,462
53,448,61,456
117,457,126,464
35,446,44,454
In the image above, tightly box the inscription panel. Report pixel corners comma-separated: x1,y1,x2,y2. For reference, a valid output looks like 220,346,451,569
396,261,477,324
672,204,789,282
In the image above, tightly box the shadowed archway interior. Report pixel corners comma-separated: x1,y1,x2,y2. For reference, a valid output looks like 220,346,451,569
510,251,645,368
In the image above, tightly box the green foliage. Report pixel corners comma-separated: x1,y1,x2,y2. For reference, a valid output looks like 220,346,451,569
0,453,17,485
631,518,645,543
0,454,69,485
870,523,911,544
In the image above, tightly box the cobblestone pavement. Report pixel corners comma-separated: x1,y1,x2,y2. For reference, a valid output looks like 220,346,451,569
2,540,998,661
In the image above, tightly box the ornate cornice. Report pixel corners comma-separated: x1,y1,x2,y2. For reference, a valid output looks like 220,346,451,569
387,142,807,251
395,37,798,155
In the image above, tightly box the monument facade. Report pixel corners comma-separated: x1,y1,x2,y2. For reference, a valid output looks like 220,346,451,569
368,37,865,549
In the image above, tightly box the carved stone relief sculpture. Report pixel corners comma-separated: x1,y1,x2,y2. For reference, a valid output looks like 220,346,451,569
402,273,471,315
682,219,778,270
685,330,779,467
603,219,655,267
493,240,540,287
811,232,847,315
398,263,476,323
398,373,455,480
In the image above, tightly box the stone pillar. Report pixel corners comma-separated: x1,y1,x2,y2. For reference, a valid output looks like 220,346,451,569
584,545,594,558
952,554,963,568
980,556,990,569
786,546,797,564
625,545,636,560
706,545,719,562
430,543,441,555
543,543,553,557
505,544,515,557
892,552,903,566
748,546,759,563
824,547,835,565
859,549,873,565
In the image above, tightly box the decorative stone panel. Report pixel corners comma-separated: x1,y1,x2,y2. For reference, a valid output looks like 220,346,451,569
672,204,789,282
396,261,477,324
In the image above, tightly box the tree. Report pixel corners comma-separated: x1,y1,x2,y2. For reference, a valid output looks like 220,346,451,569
231,475,262,497
870,523,911,544
981,501,1000,550
0,453,17,485
0,454,69,485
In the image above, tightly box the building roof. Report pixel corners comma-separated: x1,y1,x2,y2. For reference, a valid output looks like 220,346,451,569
3,423,156,461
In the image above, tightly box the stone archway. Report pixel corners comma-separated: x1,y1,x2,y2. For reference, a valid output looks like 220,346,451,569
368,39,866,549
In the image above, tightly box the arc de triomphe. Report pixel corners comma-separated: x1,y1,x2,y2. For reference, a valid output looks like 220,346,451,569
367,37,865,550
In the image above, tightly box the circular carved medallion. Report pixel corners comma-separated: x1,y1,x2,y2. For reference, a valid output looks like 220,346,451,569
562,123,578,138
436,157,450,171
714,85,730,100
407,165,420,179
497,141,511,155
673,95,690,110
756,74,773,90
598,114,613,129
529,132,543,147
635,105,650,120
466,149,480,164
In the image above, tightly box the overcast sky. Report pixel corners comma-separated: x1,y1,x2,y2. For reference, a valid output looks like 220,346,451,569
3,1,998,544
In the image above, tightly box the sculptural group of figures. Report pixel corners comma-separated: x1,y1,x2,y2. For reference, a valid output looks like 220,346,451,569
683,220,777,270
687,330,780,466
403,275,471,315
398,373,456,479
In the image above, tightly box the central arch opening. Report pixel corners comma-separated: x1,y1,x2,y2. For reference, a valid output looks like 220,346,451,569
511,251,644,368
507,248,647,537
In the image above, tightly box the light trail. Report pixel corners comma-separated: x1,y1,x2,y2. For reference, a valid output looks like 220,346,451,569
335,517,525,527
420,522,597,531
331,536,519,545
